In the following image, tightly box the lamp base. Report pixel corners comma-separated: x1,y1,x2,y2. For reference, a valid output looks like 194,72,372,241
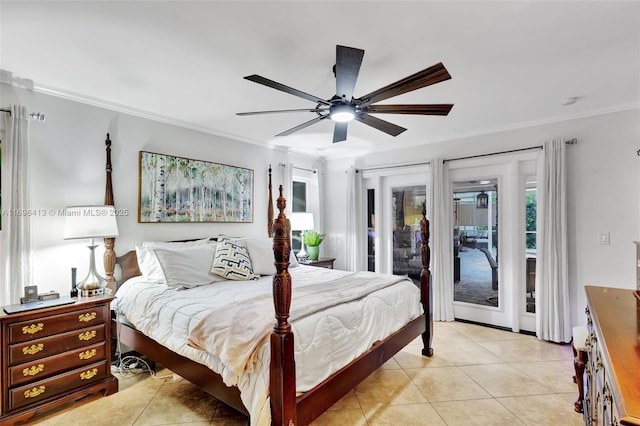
297,246,309,262
79,288,105,297
77,243,106,298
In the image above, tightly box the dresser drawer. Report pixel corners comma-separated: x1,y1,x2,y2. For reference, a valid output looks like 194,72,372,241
8,342,106,386
8,360,109,410
9,324,105,365
9,306,105,344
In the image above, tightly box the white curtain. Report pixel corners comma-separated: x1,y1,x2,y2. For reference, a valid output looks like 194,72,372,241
536,138,571,343
1,105,32,305
428,157,455,321
309,167,322,233
346,165,364,271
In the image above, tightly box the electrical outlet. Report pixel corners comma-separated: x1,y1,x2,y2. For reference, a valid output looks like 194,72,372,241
599,232,610,245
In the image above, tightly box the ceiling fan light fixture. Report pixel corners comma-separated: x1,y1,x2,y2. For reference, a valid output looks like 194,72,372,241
330,103,356,123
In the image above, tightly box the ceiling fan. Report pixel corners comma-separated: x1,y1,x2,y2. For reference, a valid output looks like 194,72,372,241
237,45,454,143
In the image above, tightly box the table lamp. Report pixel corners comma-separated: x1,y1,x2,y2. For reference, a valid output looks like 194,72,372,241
290,212,314,261
63,205,119,296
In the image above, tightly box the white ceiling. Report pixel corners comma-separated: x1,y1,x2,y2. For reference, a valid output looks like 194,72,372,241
2,1,639,159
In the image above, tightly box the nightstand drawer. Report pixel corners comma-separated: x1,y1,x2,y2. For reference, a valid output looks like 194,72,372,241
9,360,109,410
9,324,105,365
9,342,106,386
9,306,105,344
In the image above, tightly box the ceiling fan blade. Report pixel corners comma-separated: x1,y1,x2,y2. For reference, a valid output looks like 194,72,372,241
356,114,407,137
276,115,328,137
358,62,451,105
244,75,330,105
367,104,454,115
335,45,364,102
236,107,328,116
333,122,348,143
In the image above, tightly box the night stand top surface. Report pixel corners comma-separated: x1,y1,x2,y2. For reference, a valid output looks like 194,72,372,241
1,294,114,318
300,257,336,264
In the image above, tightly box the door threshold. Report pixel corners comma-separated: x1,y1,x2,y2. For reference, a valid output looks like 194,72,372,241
453,318,536,336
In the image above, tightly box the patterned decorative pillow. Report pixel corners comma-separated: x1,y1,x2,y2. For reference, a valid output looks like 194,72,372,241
210,238,259,281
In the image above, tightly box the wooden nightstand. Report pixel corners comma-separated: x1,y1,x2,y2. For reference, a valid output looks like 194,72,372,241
0,295,118,425
301,257,336,269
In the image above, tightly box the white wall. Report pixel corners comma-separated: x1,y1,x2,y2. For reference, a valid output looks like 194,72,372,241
324,108,640,326
1,83,318,297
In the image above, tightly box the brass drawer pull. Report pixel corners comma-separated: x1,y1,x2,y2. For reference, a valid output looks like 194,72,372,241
80,368,98,380
78,330,97,341
23,364,45,377
79,349,97,360
22,323,44,335
22,343,44,355
24,385,46,399
78,312,97,323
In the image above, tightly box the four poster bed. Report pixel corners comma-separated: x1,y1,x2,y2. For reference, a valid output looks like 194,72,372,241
104,141,434,426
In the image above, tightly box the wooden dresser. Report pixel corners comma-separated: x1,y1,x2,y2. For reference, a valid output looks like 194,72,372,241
0,296,118,425
583,286,640,426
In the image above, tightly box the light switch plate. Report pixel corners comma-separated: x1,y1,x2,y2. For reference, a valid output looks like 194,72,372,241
599,232,610,245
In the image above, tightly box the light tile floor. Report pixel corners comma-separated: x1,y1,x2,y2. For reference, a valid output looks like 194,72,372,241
27,321,585,425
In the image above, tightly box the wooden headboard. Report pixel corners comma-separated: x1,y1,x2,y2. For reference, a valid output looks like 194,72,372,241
103,140,275,290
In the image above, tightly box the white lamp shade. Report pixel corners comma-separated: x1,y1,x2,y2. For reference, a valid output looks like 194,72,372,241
63,205,119,240
290,212,314,231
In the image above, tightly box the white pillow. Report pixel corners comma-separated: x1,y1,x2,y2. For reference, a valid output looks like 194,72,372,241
136,240,217,284
153,245,221,289
210,238,258,281
243,237,276,276
289,249,299,268
135,246,165,283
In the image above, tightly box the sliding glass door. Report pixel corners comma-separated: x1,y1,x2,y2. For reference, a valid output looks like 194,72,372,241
449,164,513,329
449,156,539,332
391,184,426,285
453,179,499,308
363,169,427,278
361,156,537,333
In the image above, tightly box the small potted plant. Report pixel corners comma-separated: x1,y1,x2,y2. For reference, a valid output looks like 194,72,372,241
303,230,324,260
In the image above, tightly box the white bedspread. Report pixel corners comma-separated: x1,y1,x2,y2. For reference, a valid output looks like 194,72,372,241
114,266,422,425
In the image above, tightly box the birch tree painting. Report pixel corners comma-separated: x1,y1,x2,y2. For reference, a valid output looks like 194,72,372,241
139,151,253,223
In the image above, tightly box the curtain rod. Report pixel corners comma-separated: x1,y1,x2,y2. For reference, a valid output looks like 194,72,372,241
278,162,317,174
444,138,577,163
0,107,47,122
357,138,577,172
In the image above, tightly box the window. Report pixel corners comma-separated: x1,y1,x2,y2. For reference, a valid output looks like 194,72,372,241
525,183,537,314
292,181,307,213
291,180,307,252
367,188,375,271
525,187,537,253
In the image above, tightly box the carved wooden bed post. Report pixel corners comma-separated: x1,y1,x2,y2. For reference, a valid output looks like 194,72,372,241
420,202,434,356
104,133,117,293
270,185,296,426
268,164,274,237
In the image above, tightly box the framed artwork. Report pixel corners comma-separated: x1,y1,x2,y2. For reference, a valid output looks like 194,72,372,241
138,151,253,223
